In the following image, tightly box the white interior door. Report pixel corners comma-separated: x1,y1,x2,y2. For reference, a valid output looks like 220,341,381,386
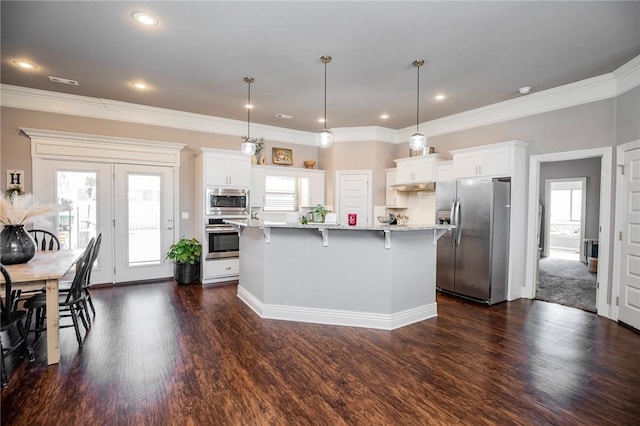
618,147,640,329
34,159,114,284
114,164,174,283
336,171,371,226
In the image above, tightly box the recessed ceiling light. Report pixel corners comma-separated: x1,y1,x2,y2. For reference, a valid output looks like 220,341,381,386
380,114,389,119
12,60,38,70
131,11,158,26
245,103,254,109
518,86,531,95
435,94,446,101
131,81,149,90
318,118,326,123
275,113,292,120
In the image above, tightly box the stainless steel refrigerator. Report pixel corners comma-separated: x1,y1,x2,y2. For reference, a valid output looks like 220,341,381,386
435,178,510,305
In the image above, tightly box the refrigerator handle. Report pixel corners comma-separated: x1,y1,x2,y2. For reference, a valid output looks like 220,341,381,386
450,199,456,246
454,199,462,247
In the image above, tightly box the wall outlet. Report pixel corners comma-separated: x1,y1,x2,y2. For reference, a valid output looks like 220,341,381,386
181,212,189,219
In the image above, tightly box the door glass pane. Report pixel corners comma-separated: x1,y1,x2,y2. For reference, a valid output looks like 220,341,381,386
128,174,161,265
56,171,97,250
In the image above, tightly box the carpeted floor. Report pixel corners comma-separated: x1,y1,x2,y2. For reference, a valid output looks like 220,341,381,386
536,257,597,313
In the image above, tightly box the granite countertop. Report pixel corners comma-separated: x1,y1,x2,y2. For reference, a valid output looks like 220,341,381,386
224,218,455,232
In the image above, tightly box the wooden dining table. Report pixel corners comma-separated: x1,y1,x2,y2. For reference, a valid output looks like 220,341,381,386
1,249,84,365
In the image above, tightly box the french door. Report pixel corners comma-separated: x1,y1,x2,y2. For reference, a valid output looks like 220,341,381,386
35,160,175,284
113,164,174,282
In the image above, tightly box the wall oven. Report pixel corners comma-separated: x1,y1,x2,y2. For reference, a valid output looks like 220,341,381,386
206,187,248,216
205,218,240,259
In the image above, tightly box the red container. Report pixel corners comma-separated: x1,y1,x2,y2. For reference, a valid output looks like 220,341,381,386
347,213,357,226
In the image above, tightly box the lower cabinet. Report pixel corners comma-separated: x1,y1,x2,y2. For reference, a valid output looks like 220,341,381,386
203,258,239,283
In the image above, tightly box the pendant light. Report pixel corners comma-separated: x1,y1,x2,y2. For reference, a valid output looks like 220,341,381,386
240,77,257,156
317,55,333,148
409,59,427,150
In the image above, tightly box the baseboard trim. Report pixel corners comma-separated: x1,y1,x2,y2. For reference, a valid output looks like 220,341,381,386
237,286,437,330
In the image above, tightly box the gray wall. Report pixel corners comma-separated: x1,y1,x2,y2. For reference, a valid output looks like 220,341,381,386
538,158,601,254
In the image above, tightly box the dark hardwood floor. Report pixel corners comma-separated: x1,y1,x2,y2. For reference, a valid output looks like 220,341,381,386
2,280,639,425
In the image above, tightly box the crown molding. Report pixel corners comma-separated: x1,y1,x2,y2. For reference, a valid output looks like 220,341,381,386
613,54,640,95
398,54,640,140
2,55,638,146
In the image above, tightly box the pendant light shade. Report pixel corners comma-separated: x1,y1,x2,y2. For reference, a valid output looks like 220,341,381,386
409,59,427,150
317,55,333,148
241,77,256,156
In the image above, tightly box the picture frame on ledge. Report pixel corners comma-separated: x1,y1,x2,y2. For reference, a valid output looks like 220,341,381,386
272,147,293,165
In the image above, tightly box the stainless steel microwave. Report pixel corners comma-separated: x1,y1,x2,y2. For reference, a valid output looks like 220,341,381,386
206,187,248,216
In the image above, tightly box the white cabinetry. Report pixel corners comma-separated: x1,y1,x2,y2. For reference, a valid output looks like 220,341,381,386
385,169,408,208
250,167,266,207
394,154,450,184
204,150,251,188
450,141,529,301
451,141,528,179
203,258,239,280
436,161,453,182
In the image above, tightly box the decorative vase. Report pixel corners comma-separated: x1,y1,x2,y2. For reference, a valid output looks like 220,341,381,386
0,224,37,265
251,155,258,165
259,153,267,165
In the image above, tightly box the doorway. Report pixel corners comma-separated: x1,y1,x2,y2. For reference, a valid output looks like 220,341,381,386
544,178,586,261
24,128,184,285
525,148,612,317
335,171,372,227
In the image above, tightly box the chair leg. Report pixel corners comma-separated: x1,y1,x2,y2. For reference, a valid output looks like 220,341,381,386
1,339,7,388
34,307,45,342
77,304,89,332
69,305,83,347
86,289,96,317
16,320,35,362
25,308,34,336
82,300,92,328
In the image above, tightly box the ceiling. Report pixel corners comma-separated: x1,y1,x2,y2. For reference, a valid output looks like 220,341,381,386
2,1,639,134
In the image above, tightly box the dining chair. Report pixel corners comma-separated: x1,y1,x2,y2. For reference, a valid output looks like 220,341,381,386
24,238,95,348
58,233,102,323
27,229,61,251
1,264,35,387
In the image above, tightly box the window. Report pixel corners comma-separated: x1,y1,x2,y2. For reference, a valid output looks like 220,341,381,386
264,175,298,211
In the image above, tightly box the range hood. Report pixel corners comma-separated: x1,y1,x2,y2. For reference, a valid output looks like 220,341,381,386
391,182,436,192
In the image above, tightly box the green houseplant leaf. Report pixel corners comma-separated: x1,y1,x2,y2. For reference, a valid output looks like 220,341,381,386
166,237,202,265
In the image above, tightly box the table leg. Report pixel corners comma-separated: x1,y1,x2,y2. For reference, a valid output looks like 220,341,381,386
45,278,60,365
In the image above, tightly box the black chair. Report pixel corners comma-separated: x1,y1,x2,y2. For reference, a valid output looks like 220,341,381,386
1,264,35,387
59,233,102,322
27,229,61,251
24,238,96,348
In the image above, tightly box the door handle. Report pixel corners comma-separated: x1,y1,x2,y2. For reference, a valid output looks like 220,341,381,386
225,266,231,270
167,226,173,230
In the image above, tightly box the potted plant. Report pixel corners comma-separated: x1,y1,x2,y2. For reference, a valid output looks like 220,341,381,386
166,237,202,285
312,204,328,223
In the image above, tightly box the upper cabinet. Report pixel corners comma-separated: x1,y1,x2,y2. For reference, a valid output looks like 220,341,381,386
204,149,251,188
451,141,529,179
394,154,451,184
436,160,453,182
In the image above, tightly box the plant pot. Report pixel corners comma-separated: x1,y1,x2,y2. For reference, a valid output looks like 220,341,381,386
0,224,37,265
174,261,201,285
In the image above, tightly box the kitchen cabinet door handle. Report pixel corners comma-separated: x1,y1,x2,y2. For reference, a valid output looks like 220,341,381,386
225,266,231,270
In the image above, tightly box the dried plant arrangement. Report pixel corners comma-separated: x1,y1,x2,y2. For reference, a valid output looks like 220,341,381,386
0,193,57,226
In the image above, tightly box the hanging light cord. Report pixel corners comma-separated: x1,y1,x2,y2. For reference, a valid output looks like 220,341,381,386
323,59,328,130
416,63,420,133
247,80,252,140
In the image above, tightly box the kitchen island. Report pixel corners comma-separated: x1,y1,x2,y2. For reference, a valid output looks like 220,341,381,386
224,219,454,330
